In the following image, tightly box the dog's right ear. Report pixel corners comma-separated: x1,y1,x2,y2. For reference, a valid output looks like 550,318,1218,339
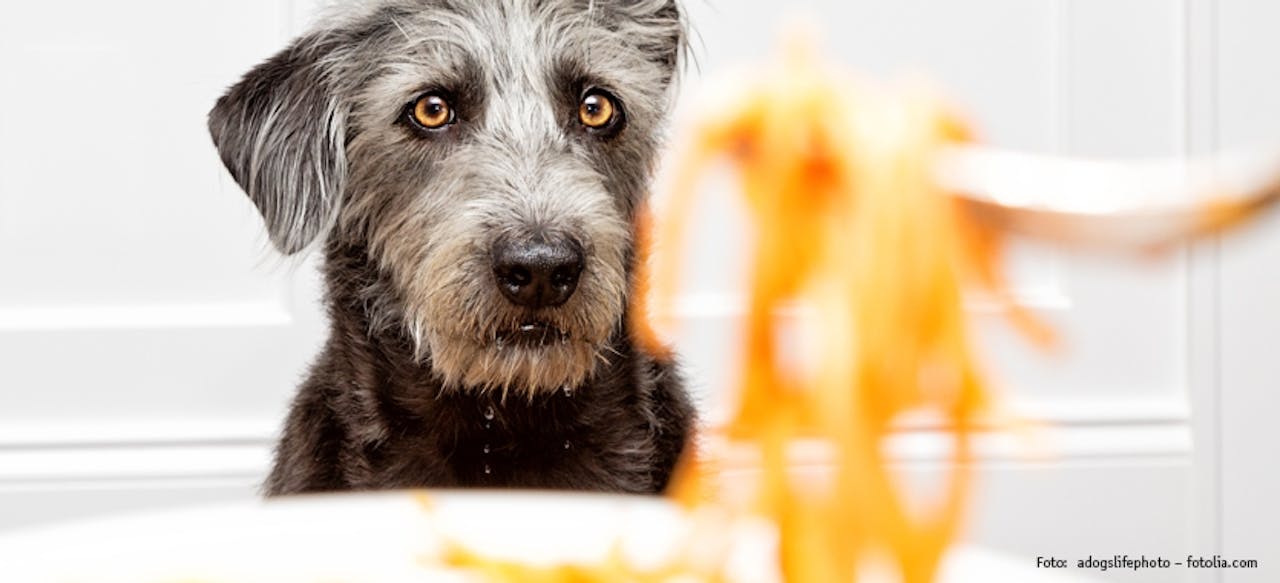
209,33,348,255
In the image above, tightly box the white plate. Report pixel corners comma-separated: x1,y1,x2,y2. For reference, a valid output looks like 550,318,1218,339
0,491,1090,582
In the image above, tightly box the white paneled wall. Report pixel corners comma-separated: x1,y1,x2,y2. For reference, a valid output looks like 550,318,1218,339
0,0,327,527
0,1,1276,581
1214,1,1280,579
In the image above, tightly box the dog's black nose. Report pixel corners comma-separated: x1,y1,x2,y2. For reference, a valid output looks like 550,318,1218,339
491,236,584,309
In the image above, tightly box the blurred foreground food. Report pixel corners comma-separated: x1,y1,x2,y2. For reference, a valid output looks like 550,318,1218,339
448,34,1053,583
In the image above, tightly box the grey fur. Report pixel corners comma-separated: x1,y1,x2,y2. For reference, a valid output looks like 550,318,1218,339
209,0,694,494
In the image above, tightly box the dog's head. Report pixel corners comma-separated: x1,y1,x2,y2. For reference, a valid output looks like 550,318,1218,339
209,0,685,395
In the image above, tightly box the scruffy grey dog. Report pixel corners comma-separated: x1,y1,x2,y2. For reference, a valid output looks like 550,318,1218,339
208,0,694,495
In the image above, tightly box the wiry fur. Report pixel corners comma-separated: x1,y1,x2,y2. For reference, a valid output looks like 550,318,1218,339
209,0,694,495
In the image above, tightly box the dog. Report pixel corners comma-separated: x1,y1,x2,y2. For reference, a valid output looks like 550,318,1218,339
207,0,695,495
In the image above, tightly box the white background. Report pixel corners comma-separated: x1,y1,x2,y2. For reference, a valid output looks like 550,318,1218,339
0,1,1277,581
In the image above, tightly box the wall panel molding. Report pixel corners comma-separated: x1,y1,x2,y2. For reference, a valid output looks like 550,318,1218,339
0,301,293,332
1183,0,1224,581
0,397,1190,495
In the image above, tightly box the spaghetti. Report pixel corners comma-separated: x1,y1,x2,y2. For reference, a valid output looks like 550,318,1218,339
445,35,1052,583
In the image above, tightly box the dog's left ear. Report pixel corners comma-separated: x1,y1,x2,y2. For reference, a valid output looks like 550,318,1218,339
646,0,686,78
611,0,687,86
208,33,348,255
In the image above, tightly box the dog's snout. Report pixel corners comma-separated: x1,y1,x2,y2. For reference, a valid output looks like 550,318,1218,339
492,236,584,309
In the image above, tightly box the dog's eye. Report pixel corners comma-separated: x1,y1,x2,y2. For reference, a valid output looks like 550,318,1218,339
578,91,619,130
410,94,455,130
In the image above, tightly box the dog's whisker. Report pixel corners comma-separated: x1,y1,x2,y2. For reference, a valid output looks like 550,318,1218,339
387,15,413,44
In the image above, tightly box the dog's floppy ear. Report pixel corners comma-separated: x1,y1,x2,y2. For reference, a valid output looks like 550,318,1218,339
607,0,687,85
209,33,348,255
647,0,686,76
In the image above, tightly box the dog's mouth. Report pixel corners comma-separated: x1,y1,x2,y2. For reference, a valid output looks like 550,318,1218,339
496,321,570,348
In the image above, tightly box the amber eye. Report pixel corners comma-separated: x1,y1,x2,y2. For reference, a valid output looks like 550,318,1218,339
578,91,617,129
411,94,454,129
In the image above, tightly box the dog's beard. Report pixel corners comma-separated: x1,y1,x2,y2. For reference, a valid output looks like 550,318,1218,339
424,330,606,397
406,279,626,397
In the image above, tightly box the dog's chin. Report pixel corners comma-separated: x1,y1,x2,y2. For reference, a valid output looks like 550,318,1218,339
428,323,604,396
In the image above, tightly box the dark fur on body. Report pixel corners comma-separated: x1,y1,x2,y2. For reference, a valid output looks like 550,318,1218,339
208,0,695,495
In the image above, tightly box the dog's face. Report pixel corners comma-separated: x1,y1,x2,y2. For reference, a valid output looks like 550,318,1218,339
209,0,684,394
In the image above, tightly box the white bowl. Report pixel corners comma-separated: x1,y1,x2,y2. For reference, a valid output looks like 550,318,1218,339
0,491,1090,582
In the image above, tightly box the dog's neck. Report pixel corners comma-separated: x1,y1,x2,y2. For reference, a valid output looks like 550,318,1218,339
319,237,420,362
